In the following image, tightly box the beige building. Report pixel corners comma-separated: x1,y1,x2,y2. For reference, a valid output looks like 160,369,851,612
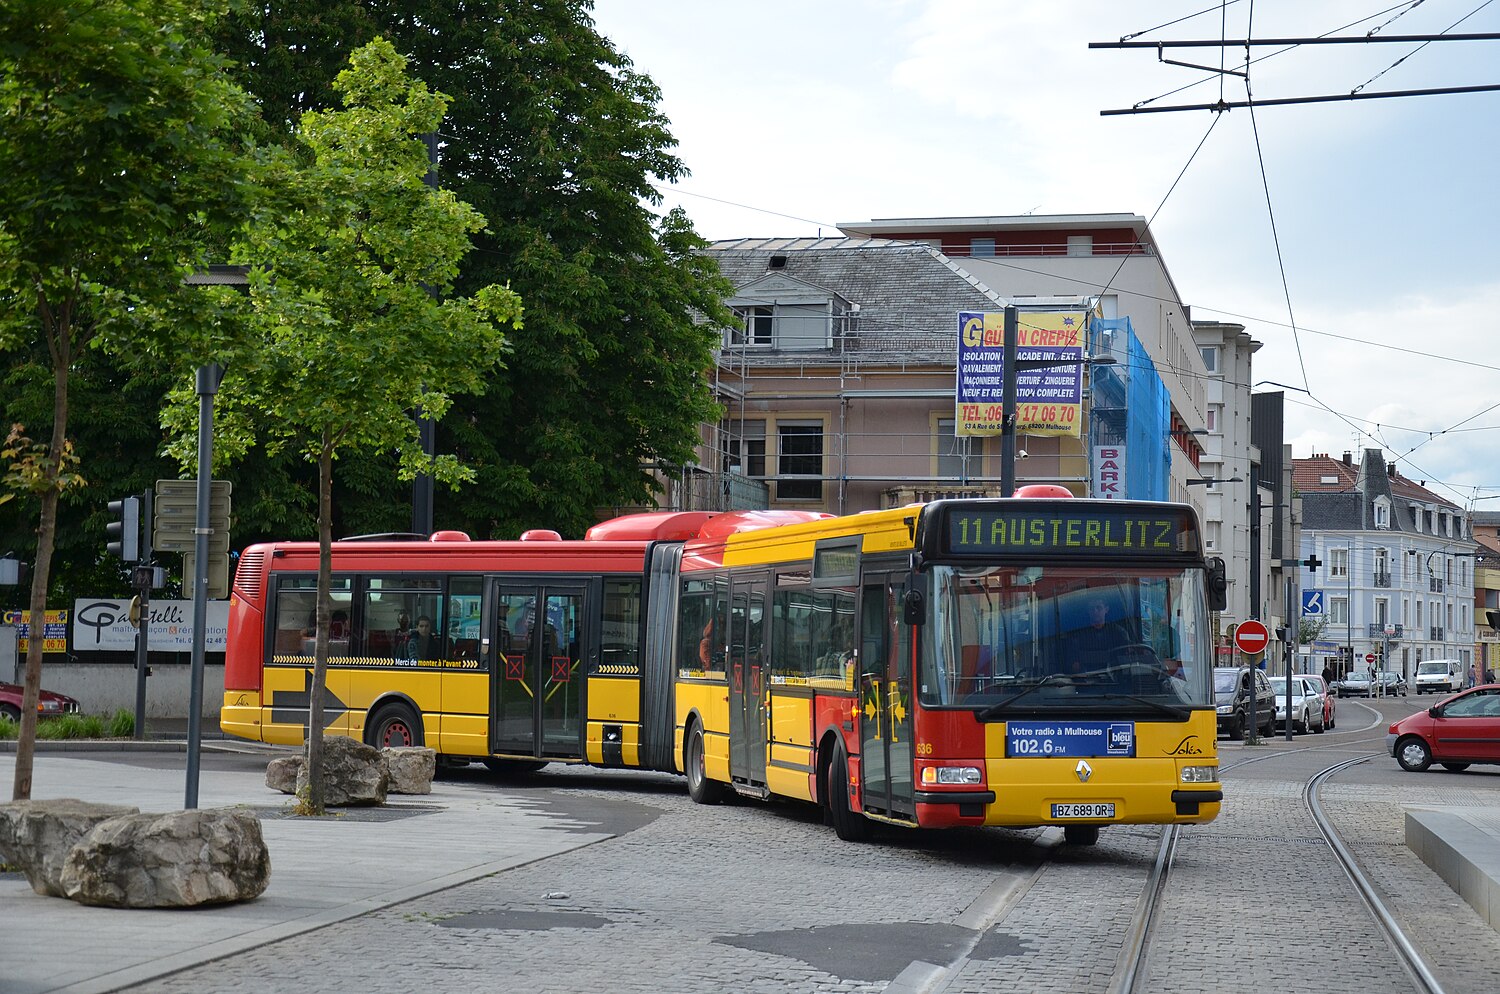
651,215,1218,519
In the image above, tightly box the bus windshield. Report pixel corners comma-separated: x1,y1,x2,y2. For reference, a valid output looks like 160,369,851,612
920,563,1213,713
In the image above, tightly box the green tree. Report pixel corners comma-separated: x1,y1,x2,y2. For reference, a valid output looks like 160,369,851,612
213,1,731,539
170,39,521,813
0,0,254,800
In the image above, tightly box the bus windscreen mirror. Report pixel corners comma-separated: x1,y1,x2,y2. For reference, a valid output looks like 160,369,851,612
902,588,925,626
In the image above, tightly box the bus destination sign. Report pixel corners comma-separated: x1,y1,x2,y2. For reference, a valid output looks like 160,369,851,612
941,505,1199,558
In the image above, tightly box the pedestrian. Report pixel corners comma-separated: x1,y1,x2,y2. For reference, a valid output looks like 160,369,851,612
1469,662,1478,688
1322,663,1333,687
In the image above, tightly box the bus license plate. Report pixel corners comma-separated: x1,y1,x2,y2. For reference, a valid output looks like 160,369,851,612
1052,803,1114,819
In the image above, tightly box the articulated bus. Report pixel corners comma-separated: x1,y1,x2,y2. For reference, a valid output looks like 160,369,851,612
222,489,1225,843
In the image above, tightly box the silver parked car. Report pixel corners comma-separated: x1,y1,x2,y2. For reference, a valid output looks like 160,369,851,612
1270,675,1326,734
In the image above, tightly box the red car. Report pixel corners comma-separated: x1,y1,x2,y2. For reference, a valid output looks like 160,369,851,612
0,681,81,721
1387,683,1500,772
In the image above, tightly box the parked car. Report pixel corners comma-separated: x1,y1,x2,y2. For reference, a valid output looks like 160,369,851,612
1413,658,1464,695
1214,666,1277,740
0,681,81,721
1270,675,1326,734
1387,684,1500,772
1300,672,1336,729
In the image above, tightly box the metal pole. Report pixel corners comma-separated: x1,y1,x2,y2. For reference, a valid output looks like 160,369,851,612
133,488,152,741
185,363,222,809
411,133,440,536
1000,305,1018,498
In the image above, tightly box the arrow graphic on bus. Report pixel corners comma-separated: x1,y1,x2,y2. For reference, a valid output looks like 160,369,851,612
269,671,350,730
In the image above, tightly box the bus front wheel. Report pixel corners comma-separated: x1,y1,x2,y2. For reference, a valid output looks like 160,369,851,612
825,746,869,842
367,702,423,749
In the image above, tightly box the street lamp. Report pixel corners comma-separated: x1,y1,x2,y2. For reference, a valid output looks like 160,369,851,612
998,304,1117,497
1186,477,1243,486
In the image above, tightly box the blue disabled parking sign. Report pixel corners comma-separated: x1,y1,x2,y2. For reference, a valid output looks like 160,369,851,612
1302,590,1324,616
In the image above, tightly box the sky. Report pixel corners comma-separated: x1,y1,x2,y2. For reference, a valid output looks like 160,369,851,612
588,0,1500,508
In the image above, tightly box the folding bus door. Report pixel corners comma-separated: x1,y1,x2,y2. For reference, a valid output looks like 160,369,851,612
727,571,768,788
859,572,914,818
487,579,590,760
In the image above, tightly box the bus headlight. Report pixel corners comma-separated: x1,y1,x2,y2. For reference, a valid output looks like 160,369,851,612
921,765,983,785
1180,765,1218,783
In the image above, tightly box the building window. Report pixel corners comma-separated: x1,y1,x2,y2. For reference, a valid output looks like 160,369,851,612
1330,596,1348,625
1330,548,1348,579
937,418,977,482
777,422,823,501
1205,406,1218,432
1373,497,1390,528
1200,346,1219,372
722,419,765,477
1066,235,1092,257
970,237,995,258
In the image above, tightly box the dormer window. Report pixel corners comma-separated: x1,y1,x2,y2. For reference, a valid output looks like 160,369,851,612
1373,495,1390,529
726,273,848,352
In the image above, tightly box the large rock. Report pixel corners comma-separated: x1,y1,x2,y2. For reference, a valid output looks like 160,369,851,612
382,747,436,795
297,735,387,806
0,798,139,897
265,756,301,795
60,809,270,908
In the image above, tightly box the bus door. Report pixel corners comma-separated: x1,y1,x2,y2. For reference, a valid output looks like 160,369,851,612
486,580,588,759
727,571,768,788
859,572,915,818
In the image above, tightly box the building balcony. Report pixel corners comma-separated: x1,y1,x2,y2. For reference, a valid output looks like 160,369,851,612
882,485,1001,508
1367,623,1403,638
1430,627,1445,641
1429,577,1445,593
1372,571,1391,588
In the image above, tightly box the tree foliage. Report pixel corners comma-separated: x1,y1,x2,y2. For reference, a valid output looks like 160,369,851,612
213,0,732,539
173,38,521,813
0,0,254,799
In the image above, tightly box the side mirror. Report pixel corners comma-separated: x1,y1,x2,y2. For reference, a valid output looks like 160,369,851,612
902,588,925,626
1428,706,1441,719
1207,557,1228,612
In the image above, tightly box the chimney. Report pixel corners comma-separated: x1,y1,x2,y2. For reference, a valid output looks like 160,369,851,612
1342,451,1353,466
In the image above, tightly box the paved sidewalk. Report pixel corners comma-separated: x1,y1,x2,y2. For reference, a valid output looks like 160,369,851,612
0,743,611,994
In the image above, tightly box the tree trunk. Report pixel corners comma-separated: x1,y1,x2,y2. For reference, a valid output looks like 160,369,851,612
303,426,336,815
11,355,69,801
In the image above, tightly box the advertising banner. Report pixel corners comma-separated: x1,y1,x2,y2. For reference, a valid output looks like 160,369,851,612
1092,444,1127,499
955,310,1085,437
2,609,68,653
71,599,229,653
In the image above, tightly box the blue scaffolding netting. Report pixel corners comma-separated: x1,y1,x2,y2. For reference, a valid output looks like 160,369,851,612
1089,317,1169,501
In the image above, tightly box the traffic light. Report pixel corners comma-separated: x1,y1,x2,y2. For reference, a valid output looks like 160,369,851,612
106,496,141,561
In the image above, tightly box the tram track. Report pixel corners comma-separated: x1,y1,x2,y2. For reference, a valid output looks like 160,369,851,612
1109,740,1450,994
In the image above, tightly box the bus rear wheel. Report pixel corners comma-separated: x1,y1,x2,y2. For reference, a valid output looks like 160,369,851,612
367,703,423,749
685,722,724,805
825,746,869,842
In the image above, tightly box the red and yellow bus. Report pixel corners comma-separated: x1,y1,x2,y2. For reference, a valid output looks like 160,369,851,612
223,490,1224,843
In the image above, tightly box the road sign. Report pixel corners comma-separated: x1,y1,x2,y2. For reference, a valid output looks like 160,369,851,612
1365,652,1377,664
1234,619,1270,655
1301,590,1324,616
154,480,231,552
183,551,231,601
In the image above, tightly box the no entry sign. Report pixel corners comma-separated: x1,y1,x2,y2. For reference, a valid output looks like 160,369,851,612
1234,620,1270,655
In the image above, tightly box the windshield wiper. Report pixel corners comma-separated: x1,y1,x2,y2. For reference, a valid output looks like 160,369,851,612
976,675,1067,719
1076,692,1190,719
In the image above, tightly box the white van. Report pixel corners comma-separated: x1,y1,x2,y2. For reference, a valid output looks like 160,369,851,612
1413,658,1463,695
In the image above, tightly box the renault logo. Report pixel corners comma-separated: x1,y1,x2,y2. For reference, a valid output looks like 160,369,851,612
1076,760,1093,783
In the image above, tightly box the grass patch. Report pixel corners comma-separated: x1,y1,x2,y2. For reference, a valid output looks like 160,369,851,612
0,709,135,740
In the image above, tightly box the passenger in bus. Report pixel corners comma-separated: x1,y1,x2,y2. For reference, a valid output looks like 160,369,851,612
1064,597,1131,673
404,616,442,661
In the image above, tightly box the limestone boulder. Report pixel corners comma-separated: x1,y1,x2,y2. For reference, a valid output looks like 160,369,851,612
296,735,387,806
0,798,139,897
382,747,436,795
265,756,301,795
60,808,270,908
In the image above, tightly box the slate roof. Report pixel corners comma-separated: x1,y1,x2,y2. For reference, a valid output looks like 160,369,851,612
1293,449,1459,532
705,238,1007,366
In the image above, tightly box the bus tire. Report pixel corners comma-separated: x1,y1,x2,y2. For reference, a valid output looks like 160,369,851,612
367,702,423,749
685,722,724,805
482,758,548,775
826,746,869,842
1064,825,1101,846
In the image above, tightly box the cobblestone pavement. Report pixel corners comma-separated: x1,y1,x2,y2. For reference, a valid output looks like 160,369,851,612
125,732,1500,993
